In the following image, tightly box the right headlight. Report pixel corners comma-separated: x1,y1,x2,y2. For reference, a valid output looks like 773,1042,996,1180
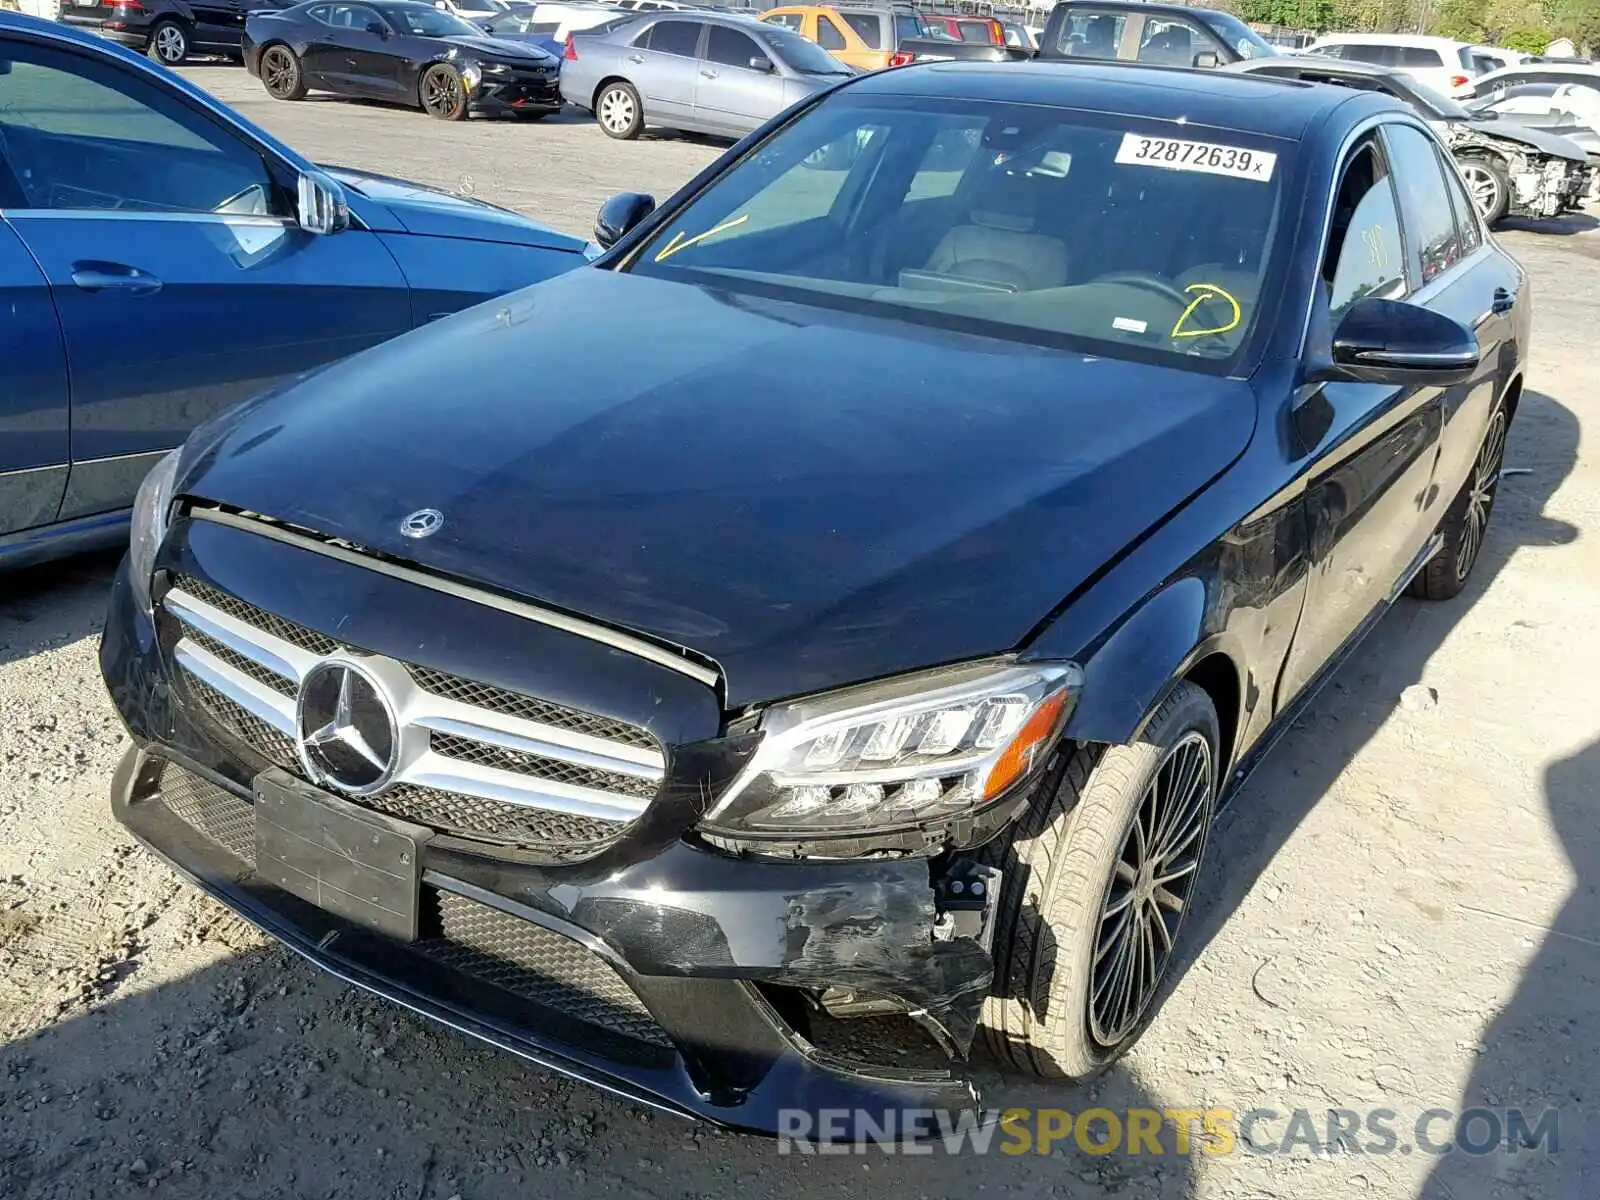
128,448,181,617
702,659,1081,836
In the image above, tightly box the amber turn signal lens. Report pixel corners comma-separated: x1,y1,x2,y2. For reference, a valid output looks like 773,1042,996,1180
983,689,1069,800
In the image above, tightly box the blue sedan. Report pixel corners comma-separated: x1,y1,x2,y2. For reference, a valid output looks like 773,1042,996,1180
0,11,585,572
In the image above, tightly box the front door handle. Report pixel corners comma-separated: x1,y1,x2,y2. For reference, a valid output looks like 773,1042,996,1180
1491,287,1516,314
70,262,162,296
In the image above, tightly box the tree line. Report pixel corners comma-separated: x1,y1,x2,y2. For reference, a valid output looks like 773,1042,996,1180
1226,0,1599,52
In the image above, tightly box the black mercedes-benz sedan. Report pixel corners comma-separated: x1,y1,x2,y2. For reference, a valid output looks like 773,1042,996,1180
102,62,1528,1131
243,0,561,120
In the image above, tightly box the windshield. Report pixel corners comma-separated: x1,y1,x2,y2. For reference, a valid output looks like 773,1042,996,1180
1205,12,1277,60
389,4,480,35
624,96,1292,373
757,28,852,75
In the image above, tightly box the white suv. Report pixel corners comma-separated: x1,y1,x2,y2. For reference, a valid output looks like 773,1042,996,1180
1302,33,1480,96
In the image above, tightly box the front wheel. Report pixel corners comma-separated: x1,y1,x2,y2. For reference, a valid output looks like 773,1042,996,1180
1459,154,1511,224
146,19,189,66
979,681,1219,1078
260,45,306,100
595,81,642,140
420,64,469,121
1408,401,1509,601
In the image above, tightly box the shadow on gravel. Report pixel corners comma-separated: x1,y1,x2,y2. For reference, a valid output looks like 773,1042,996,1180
0,943,1195,1200
1497,213,1600,237
0,551,121,672
1416,735,1600,1197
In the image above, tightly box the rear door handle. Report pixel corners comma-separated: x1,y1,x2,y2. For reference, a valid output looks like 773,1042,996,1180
626,53,644,63
699,68,717,78
70,262,162,296
1492,287,1516,314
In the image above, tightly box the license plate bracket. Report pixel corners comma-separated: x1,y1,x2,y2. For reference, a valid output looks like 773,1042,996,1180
254,770,430,942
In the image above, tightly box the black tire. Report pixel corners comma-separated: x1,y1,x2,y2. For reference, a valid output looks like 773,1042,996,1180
260,44,306,101
1408,401,1509,601
979,681,1219,1079
594,80,643,140
146,19,190,66
1458,153,1511,225
419,64,469,121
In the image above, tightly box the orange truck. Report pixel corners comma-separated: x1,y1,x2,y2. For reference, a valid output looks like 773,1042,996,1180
759,5,933,70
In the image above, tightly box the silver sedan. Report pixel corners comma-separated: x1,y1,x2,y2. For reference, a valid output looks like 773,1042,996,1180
558,11,853,139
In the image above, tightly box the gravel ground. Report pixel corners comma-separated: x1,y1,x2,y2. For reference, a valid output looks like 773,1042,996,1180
2,67,1599,1200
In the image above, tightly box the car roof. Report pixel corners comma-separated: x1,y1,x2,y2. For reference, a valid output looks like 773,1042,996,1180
1237,55,1397,81
842,60,1404,140
1054,1,1235,18
1310,32,1466,47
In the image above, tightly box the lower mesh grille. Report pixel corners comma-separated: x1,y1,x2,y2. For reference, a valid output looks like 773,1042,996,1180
157,763,257,867
149,763,672,1063
417,892,671,1052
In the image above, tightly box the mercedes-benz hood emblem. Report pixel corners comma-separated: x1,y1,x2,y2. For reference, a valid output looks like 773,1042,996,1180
400,508,444,539
295,658,400,796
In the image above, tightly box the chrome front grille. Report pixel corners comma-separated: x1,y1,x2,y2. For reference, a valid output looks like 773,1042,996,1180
162,576,664,854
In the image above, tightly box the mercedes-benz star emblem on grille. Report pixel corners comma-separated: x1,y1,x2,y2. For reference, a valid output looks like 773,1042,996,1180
295,659,400,796
399,508,444,539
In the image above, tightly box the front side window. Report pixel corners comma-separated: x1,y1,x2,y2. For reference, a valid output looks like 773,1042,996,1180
817,15,847,50
624,96,1293,373
1435,145,1484,255
757,28,851,75
646,18,702,56
705,25,760,67
1053,12,1124,59
1138,18,1200,67
1202,11,1277,59
841,13,881,49
388,4,478,35
1384,123,1460,284
1324,143,1406,317
319,3,385,29
0,41,279,216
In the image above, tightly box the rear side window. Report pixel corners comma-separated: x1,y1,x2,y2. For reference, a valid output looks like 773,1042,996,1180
1052,11,1125,59
841,13,882,48
645,18,701,55
1399,46,1445,68
763,12,803,31
895,13,923,43
1342,43,1396,66
1384,123,1460,284
1435,145,1484,255
956,20,989,43
817,15,847,50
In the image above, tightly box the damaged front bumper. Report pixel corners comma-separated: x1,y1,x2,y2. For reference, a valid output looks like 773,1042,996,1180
100,557,999,1133
1450,127,1594,218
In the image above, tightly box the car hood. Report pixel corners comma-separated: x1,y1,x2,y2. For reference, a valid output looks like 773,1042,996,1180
1462,117,1592,160
439,33,556,62
177,269,1257,707
324,166,583,252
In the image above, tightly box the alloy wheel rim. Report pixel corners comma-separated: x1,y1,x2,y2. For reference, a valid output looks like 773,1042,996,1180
156,25,185,60
600,89,633,132
425,70,461,115
1462,164,1500,216
264,48,294,93
1456,408,1507,581
1088,731,1214,1049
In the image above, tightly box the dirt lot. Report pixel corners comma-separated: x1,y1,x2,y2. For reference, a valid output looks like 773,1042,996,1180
3,68,1599,1200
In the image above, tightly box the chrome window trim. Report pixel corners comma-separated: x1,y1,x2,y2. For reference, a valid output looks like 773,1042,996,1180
185,506,722,688
0,209,296,226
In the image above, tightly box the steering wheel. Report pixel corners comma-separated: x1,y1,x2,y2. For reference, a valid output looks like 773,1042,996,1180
1089,272,1195,309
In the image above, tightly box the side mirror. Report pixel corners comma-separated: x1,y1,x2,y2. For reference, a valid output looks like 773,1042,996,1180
296,170,350,236
747,54,774,72
1315,297,1478,386
1192,50,1219,69
594,191,656,250
366,19,389,35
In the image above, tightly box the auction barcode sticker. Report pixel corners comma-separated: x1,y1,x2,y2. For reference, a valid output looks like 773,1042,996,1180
1114,133,1278,182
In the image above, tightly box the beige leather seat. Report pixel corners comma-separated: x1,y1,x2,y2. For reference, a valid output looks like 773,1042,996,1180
920,171,1069,293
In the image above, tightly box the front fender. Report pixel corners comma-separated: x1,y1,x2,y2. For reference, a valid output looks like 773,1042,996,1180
1050,576,1207,746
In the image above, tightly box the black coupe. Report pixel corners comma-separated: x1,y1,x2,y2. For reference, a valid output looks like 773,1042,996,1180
244,0,561,120
103,63,1528,1132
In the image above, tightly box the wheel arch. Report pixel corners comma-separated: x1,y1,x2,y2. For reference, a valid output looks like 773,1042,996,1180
592,75,634,112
